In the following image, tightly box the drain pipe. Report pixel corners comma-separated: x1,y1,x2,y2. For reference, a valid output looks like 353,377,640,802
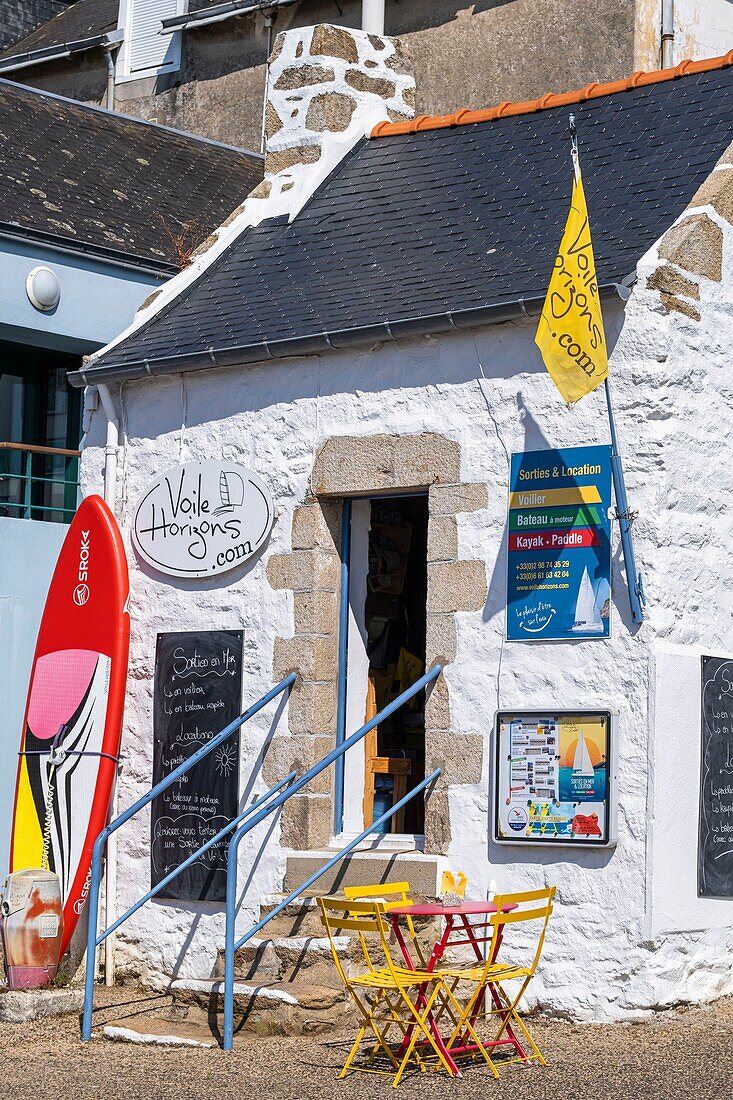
362,0,385,34
101,29,123,110
102,48,115,110
96,382,120,987
260,11,277,154
661,0,674,67
97,384,119,508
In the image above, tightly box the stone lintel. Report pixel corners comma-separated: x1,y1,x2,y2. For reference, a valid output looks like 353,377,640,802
312,433,461,496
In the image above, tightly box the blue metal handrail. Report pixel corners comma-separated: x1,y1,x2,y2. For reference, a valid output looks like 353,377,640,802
81,671,298,1040
222,767,441,1050
221,663,443,1050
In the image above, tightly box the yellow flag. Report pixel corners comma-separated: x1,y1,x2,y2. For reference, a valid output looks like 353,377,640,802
535,165,608,405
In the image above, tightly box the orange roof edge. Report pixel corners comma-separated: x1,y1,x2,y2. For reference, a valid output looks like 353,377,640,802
370,50,733,139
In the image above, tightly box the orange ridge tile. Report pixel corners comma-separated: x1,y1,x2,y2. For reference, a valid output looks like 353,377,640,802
370,50,733,139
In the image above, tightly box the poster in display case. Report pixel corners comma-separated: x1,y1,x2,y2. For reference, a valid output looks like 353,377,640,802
493,710,616,847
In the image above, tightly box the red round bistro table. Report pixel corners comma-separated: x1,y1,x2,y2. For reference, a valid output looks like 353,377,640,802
387,900,524,1070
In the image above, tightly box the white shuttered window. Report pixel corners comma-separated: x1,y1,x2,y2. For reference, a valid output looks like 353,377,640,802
120,0,184,80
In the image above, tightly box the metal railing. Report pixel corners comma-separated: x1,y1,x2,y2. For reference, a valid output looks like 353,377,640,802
81,663,443,1045
223,766,441,1049
81,672,299,1040
0,441,80,523
221,663,442,1049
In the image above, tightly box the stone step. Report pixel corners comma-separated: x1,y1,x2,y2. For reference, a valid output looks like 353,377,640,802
257,895,325,938
168,978,349,1036
284,850,445,897
213,934,351,984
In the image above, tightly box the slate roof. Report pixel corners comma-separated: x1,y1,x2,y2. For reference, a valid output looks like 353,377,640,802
0,79,262,272
76,54,733,384
0,0,231,60
0,0,117,58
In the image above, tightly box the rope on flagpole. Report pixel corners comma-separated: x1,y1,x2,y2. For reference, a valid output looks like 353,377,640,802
569,113,580,182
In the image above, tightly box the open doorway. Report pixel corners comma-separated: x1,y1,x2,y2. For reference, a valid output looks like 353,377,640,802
342,494,428,840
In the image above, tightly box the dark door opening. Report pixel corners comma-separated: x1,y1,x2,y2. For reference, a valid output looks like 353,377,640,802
363,494,428,835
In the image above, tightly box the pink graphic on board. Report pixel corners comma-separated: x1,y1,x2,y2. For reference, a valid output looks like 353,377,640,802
27,650,100,740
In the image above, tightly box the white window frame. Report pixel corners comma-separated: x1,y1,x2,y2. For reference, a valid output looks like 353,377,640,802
116,0,186,84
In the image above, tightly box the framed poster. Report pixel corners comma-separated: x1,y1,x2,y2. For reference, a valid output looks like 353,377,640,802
698,656,733,898
493,710,616,847
150,630,243,902
506,445,612,641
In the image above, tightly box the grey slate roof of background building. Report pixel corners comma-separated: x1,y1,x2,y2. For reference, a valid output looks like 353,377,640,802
77,63,733,384
0,0,115,56
0,0,227,59
0,0,72,51
0,79,263,272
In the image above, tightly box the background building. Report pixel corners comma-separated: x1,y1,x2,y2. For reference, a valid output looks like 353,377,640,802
0,79,261,873
1,1,732,152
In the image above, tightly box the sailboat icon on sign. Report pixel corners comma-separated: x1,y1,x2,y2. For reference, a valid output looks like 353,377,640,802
572,731,595,777
571,567,604,633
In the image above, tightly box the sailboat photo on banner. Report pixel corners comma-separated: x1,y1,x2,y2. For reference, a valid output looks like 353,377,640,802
572,567,604,634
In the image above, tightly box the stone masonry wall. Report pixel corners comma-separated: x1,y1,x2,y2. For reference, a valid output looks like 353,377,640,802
261,24,414,201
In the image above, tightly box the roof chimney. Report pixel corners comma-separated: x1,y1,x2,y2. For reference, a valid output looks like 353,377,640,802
264,24,415,199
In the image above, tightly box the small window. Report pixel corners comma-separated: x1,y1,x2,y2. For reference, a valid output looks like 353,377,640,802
118,0,185,82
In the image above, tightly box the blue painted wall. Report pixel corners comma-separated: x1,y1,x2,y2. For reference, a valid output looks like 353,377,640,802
0,237,164,353
0,516,66,877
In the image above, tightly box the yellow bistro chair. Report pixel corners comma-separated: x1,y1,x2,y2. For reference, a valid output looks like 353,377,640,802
318,895,460,1087
438,886,556,1070
343,880,427,969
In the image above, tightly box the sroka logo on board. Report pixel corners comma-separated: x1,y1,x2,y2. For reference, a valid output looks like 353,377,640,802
131,461,274,579
72,529,91,603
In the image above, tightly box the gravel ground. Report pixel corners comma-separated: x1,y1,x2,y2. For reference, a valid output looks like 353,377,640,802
1,989,732,1100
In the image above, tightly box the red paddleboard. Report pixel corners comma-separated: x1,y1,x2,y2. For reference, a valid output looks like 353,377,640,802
10,495,129,956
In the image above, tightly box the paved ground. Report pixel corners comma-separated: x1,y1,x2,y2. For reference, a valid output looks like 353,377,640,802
1,989,732,1100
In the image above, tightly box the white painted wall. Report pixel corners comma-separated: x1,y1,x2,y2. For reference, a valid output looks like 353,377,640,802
77,198,733,1015
0,516,66,876
674,0,733,62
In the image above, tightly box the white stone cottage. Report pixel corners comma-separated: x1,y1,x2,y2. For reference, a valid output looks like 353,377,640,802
72,27,733,1020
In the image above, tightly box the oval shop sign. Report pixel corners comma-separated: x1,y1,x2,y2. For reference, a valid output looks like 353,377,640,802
132,460,274,579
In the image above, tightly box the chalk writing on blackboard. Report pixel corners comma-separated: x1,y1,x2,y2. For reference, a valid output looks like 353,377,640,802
698,656,733,898
151,630,243,902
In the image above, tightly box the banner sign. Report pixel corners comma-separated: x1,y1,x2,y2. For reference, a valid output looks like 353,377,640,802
494,711,614,846
698,656,733,897
132,460,274,579
506,445,612,641
151,630,243,902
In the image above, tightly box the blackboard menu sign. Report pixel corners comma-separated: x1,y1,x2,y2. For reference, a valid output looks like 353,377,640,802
151,630,243,902
699,655,733,898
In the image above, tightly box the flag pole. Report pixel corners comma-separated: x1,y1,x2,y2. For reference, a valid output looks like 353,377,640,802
571,112,645,625
604,378,645,624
